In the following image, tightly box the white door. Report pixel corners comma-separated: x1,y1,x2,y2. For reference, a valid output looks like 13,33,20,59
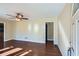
72,20,76,56
76,20,79,56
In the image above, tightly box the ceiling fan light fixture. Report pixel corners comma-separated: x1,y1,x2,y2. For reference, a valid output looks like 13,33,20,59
6,13,28,21
18,15,23,18
16,18,20,21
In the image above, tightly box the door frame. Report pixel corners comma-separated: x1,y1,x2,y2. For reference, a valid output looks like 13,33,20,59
45,22,54,44
0,22,5,47
45,22,48,44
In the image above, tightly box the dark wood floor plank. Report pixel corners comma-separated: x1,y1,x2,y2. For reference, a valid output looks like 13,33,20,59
4,40,62,56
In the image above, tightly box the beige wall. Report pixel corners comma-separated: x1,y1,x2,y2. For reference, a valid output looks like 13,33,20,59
57,3,73,55
0,19,15,41
6,21,15,41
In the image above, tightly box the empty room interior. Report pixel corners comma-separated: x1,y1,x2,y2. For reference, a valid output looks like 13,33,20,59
0,3,79,56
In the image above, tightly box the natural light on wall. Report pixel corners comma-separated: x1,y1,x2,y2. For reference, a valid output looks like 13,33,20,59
59,21,70,55
28,23,31,32
34,24,39,33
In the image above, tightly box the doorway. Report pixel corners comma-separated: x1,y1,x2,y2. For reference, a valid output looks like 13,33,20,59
0,23,4,49
45,22,54,45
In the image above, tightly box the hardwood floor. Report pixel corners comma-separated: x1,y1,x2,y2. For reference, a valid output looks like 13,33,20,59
4,40,62,56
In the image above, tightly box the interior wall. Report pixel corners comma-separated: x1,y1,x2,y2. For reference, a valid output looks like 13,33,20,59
57,3,73,55
6,21,15,41
0,17,58,44
13,17,58,44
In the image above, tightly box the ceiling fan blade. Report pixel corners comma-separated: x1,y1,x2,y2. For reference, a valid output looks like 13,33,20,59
6,14,15,17
21,18,28,20
8,17,15,19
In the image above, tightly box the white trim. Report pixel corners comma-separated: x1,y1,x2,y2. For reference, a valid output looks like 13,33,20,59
4,39,8,42
15,39,45,43
47,39,53,41
45,22,55,43
44,20,58,45
4,39,14,42
72,9,79,56
76,19,77,56
73,8,79,19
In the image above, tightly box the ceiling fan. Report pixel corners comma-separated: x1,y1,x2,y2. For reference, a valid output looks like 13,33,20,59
6,13,28,21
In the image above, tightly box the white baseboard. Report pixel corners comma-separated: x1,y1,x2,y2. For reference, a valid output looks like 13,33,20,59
4,39,14,42
15,39,45,43
47,39,53,41
58,44,64,56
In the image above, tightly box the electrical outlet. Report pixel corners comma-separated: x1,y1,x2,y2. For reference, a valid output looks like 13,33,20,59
25,37,28,39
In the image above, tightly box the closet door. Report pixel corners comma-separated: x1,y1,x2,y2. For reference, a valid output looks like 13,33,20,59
72,20,76,56
0,32,4,49
76,20,79,56
0,23,4,49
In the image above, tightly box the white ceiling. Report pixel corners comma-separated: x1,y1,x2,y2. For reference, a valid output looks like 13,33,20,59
0,3,65,20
